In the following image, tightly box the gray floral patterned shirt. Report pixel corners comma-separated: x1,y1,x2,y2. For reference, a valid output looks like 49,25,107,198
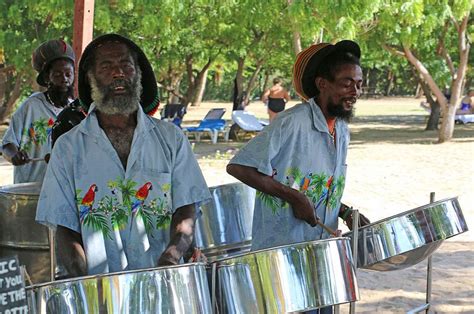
2,92,63,183
36,104,210,275
229,98,350,250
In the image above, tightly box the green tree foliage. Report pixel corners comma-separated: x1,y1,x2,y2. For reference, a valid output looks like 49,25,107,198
1,0,472,143
365,0,472,142
0,1,74,121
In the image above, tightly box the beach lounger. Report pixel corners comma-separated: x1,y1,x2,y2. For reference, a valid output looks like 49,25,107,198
183,108,229,144
230,110,266,141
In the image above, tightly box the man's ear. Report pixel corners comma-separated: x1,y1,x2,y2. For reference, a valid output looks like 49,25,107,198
315,77,326,92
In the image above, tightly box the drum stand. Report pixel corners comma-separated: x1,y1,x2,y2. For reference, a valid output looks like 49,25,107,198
406,192,436,314
48,229,56,282
334,210,360,314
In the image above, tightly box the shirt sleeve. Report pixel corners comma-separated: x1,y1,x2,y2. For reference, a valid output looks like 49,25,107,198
228,118,283,176
2,103,26,147
170,129,211,211
35,140,80,232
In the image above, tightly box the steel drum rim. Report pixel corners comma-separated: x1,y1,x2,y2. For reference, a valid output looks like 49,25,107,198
26,262,207,289
352,196,460,230
214,237,352,263
358,240,444,270
344,197,468,271
0,182,42,196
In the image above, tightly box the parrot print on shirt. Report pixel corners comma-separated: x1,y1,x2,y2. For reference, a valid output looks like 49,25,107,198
80,184,98,223
131,182,153,216
76,179,171,237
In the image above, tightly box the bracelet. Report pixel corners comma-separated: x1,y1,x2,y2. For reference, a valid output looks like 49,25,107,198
340,206,353,220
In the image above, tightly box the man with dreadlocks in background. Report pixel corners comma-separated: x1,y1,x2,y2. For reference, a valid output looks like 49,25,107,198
2,39,75,183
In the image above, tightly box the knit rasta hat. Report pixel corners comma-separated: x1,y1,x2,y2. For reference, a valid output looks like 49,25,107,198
78,33,160,115
293,40,361,101
32,39,75,87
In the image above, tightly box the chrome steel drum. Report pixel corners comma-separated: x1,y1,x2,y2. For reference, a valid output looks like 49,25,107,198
0,182,51,283
212,238,358,313
346,197,468,271
26,263,211,314
195,182,255,260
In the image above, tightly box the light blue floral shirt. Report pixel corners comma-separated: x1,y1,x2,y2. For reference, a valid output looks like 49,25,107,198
229,98,350,250
2,92,63,183
36,104,210,275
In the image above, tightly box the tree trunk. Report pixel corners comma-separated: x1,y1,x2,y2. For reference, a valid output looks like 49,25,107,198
0,69,24,124
385,70,394,96
243,59,264,107
292,31,302,55
403,45,451,142
232,58,245,111
439,13,470,142
287,0,302,55
167,74,182,105
191,67,209,107
419,78,440,130
261,72,270,98
181,55,195,107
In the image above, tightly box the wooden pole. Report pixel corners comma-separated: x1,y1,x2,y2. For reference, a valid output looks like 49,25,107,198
72,0,95,96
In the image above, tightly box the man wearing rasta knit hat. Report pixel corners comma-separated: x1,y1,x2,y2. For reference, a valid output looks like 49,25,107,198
2,39,75,183
227,39,370,272
36,34,210,277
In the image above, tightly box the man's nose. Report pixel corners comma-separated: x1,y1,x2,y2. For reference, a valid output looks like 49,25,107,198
350,84,361,98
112,65,125,78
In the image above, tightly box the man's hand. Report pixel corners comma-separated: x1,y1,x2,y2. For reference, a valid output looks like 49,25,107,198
11,150,30,165
343,211,371,230
157,251,179,266
157,204,196,267
56,226,87,278
2,143,30,166
289,191,318,227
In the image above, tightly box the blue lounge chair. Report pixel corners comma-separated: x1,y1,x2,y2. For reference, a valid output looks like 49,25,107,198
183,108,229,144
161,104,187,127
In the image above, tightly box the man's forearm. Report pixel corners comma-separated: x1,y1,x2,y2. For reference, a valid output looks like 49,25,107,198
158,204,196,265
56,226,87,277
2,143,18,163
226,164,299,204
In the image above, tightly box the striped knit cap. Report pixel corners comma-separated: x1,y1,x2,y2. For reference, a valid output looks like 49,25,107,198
32,39,75,87
293,40,360,101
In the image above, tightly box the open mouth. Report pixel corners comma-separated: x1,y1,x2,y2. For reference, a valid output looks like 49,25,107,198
113,85,127,94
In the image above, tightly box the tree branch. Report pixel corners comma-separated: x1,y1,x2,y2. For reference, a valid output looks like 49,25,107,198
436,21,456,77
382,44,405,57
402,44,448,108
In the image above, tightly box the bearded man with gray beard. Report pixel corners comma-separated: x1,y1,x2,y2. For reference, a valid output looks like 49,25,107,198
36,34,210,277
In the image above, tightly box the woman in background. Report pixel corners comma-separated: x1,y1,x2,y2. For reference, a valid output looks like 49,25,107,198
262,77,291,123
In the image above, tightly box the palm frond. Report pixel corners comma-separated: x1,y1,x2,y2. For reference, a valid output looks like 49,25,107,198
257,191,282,214
83,212,112,239
138,209,154,234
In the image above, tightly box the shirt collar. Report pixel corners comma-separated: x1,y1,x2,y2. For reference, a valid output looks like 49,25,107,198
308,98,330,132
308,98,348,134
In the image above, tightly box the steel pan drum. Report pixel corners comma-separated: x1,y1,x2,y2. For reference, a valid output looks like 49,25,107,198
346,197,468,271
213,237,358,313
0,182,51,283
195,182,255,260
26,263,211,314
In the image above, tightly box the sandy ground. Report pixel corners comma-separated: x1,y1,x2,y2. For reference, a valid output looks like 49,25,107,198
1,97,473,313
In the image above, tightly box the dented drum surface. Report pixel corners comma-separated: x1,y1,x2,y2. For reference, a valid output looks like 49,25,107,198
26,263,211,314
195,182,255,260
346,197,468,271
212,237,358,313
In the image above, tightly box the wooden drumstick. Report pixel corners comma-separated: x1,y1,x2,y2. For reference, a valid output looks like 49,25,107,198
28,157,45,162
315,218,339,237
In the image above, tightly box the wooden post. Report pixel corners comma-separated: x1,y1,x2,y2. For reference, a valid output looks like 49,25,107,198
72,0,95,96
